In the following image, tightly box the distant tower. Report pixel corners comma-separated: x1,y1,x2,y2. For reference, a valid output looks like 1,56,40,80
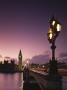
18,50,22,71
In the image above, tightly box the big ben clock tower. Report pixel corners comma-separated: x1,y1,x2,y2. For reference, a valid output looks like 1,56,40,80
18,50,22,71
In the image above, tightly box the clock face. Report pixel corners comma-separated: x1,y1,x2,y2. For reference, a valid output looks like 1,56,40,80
19,55,22,58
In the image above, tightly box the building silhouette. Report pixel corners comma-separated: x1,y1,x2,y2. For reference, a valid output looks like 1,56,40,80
18,50,22,71
0,60,16,73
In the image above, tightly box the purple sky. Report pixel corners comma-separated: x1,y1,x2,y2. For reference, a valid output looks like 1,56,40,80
0,0,67,61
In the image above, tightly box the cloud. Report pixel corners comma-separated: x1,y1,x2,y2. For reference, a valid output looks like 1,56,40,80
58,52,67,63
59,52,67,58
30,54,49,64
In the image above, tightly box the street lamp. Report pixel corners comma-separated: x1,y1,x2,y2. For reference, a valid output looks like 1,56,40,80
47,16,62,90
47,16,61,60
47,16,62,75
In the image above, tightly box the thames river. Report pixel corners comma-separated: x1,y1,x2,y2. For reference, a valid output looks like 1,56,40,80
0,73,23,90
0,73,66,90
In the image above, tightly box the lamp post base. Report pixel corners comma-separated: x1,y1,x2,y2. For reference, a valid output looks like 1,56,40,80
47,59,62,90
49,59,58,76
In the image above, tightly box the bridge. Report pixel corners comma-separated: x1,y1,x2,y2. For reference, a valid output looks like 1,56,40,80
23,67,63,90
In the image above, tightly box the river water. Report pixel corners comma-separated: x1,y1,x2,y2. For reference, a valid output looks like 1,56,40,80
0,73,66,90
0,73,23,90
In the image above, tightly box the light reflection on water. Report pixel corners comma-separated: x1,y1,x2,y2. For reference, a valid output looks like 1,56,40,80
0,73,23,90
0,73,67,90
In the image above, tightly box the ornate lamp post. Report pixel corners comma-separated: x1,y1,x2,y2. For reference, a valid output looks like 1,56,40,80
47,16,62,90
47,16,62,75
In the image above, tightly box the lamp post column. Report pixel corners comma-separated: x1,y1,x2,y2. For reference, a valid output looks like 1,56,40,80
51,40,56,61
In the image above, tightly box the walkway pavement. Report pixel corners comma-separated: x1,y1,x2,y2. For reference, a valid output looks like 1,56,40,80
23,74,41,90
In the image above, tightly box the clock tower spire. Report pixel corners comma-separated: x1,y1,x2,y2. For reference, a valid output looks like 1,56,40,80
18,50,22,71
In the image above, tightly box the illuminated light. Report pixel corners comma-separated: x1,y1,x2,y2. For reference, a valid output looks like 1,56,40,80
57,24,61,31
24,64,26,67
42,65,45,68
27,60,29,64
48,28,53,39
49,33,52,39
52,20,55,26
